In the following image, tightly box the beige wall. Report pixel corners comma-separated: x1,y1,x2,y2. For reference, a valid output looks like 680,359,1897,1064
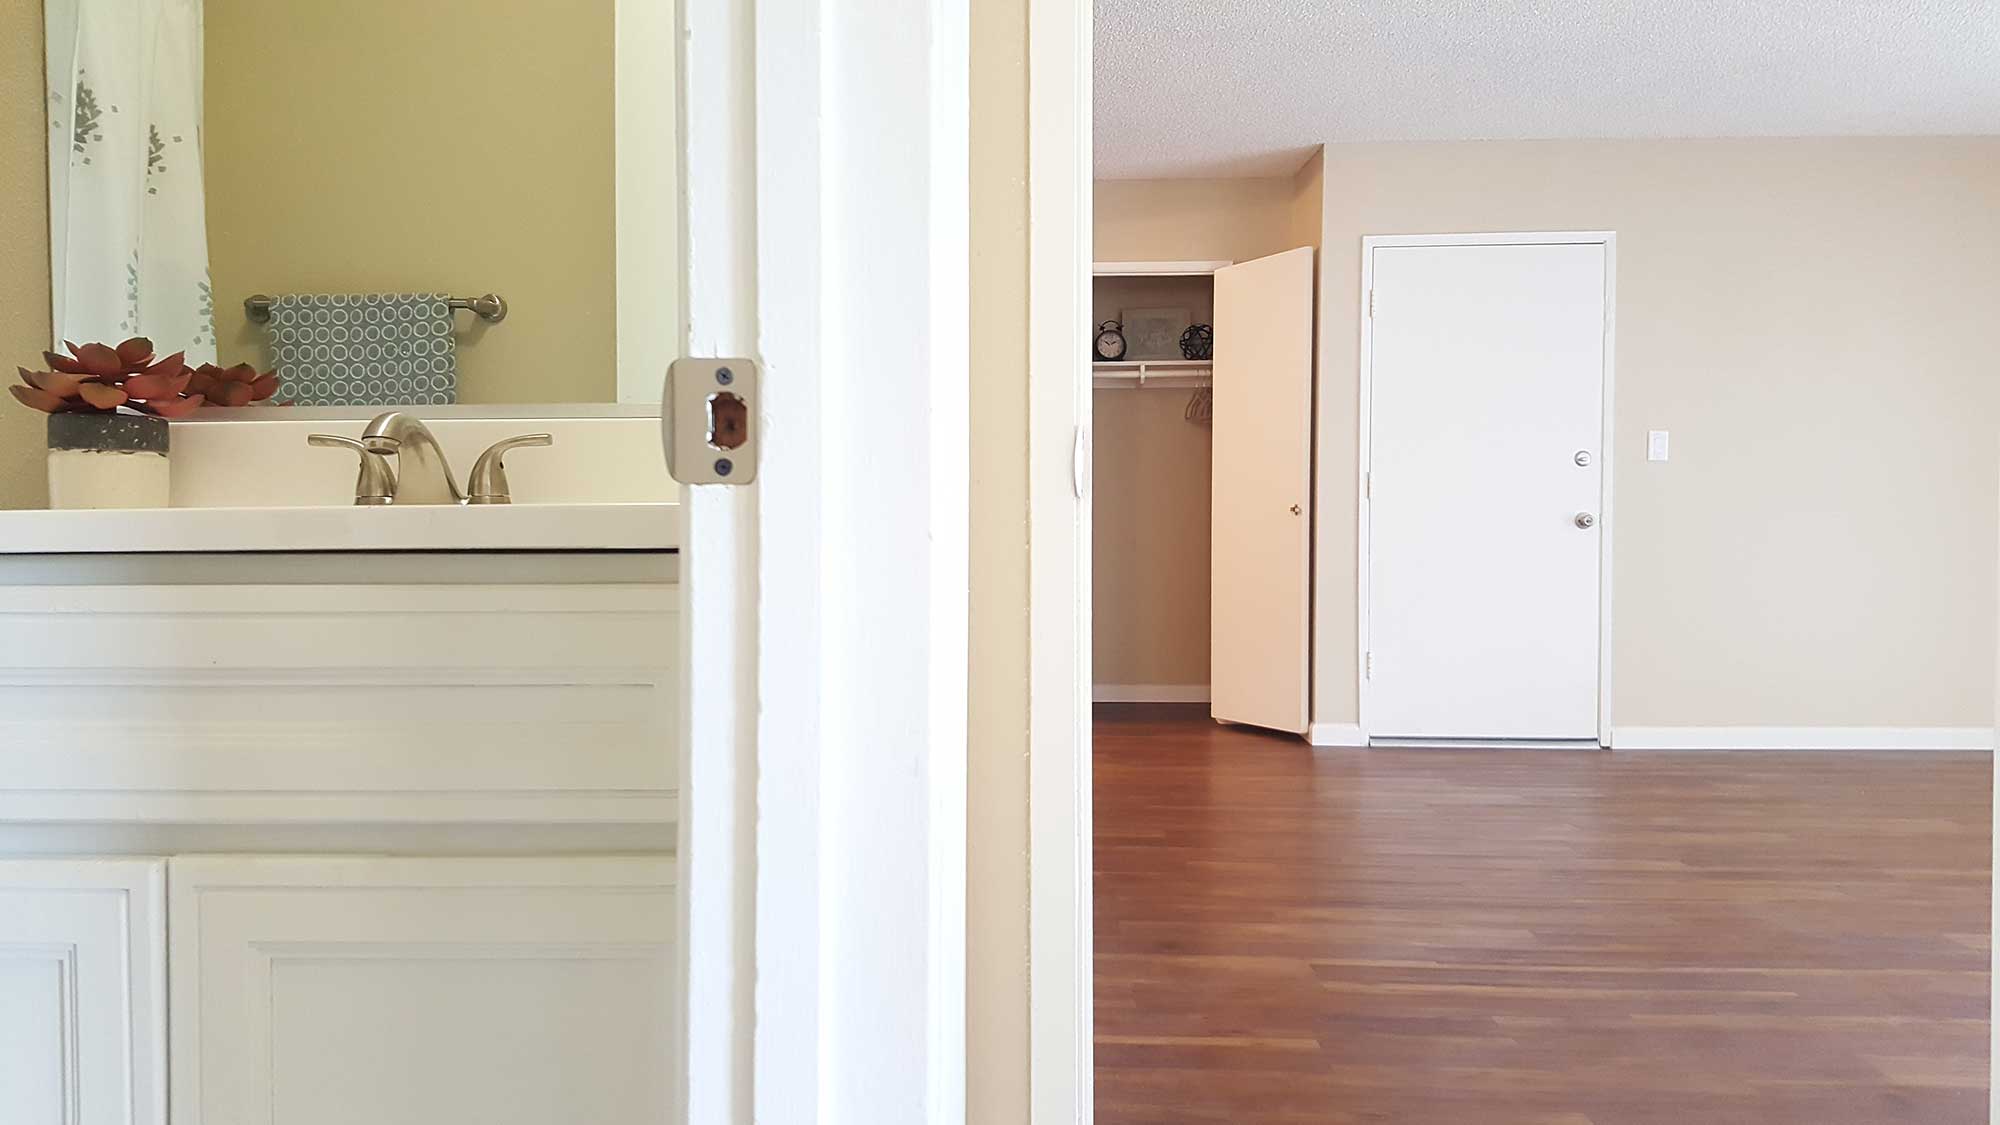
1091,374,1213,688
1096,176,1299,264
1315,138,2000,729
967,0,1029,1119
1091,173,1318,689
204,0,615,404
1289,148,1324,252
0,4,50,510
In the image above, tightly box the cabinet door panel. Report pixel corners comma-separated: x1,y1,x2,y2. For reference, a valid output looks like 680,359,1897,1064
0,860,166,1125
169,856,676,1125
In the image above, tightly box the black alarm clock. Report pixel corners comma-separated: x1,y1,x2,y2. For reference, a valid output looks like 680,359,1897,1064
1093,320,1126,362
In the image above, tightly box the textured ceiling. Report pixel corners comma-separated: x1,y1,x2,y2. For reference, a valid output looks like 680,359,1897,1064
1095,0,2000,178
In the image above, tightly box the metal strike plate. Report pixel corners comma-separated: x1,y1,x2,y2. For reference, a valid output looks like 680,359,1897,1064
664,358,759,484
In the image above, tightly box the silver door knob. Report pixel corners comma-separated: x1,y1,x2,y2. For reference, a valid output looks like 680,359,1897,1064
1574,512,1596,529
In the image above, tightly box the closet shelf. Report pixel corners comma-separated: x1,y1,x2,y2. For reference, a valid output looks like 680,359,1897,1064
1093,359,1213,388
1092,259,1232,278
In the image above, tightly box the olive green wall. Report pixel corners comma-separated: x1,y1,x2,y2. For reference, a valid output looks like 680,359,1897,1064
204,0,616,404
0,4,50,509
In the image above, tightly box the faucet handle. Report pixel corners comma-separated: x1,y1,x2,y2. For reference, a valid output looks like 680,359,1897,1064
465,433,553,505
308,434,397,506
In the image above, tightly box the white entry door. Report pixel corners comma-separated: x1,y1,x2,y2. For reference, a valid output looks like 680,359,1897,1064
1211,246,1316,734
1364,236,1611,741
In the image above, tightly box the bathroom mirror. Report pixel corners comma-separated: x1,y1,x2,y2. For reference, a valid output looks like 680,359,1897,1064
43,0,677,408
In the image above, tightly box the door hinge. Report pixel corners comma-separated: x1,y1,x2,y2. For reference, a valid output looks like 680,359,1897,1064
1367,289,1375,318
664,357,760,484
1364,471,1371,500
1365,651,1373,679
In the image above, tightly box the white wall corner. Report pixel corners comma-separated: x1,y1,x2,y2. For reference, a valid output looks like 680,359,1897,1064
1307,722,1366,747
1610,726,1995,751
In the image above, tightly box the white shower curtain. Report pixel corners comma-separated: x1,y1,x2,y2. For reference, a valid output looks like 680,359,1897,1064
44,0,215,361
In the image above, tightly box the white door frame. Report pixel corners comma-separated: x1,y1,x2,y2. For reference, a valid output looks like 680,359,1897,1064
1028,0,1094,1121
1356,231,1619,747
678,0,969,1119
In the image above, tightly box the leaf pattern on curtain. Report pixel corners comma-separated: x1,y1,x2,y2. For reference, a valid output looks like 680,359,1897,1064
45,0,216,363
70,77,104,158
194,275,215,348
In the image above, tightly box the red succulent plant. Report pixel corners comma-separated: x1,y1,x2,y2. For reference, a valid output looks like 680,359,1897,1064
185,361,282,408
11,338,280,419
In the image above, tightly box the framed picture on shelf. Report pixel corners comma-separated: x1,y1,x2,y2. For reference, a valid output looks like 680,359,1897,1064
1120,306,1191,360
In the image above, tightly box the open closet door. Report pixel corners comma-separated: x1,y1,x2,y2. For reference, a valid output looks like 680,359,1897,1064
1210,246,1314,734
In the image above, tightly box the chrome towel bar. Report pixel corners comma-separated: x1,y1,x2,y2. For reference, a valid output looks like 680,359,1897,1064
243,293,509,324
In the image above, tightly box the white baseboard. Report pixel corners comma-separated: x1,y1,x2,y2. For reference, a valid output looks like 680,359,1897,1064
1610,726,1995,751
1092,684,1209,704
1307,722,1366,747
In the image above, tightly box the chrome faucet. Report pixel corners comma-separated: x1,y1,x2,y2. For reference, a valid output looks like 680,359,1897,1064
309,412,554,506
359,411,463,505
465,434,553,504
306,434,397,505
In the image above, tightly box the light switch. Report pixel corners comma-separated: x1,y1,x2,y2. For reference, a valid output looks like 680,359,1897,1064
1647,430,1670,462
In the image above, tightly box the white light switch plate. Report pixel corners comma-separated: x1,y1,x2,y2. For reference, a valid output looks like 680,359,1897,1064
1647,430,1670,462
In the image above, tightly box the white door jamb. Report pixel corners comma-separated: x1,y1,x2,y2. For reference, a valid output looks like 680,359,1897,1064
1028,0,1094,1120
678,0,970,1119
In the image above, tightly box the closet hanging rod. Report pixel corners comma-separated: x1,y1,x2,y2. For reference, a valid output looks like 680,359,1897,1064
243,293,509,324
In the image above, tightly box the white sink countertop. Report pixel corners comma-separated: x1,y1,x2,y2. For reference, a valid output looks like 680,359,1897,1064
0,501,679,554
0,410,681,554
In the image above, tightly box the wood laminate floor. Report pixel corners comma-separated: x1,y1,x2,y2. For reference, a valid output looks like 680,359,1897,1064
1094,707,1992,1124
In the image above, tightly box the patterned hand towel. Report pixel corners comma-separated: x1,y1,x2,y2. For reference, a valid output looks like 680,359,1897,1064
263,293,458,406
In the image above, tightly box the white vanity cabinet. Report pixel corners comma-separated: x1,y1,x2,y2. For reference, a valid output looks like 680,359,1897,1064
0,860,166,1125
0,856,675,1125
169,856,676,1125
0,542,683,1125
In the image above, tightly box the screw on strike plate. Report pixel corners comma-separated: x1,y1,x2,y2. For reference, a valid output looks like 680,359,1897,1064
715,366,734,386
714,458,733,477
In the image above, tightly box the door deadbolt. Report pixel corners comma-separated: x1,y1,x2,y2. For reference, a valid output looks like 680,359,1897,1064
1574,512,1596,529
1574,451,1592,467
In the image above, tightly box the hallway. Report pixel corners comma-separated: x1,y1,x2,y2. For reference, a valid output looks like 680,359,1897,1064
1093,708,1992,1124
